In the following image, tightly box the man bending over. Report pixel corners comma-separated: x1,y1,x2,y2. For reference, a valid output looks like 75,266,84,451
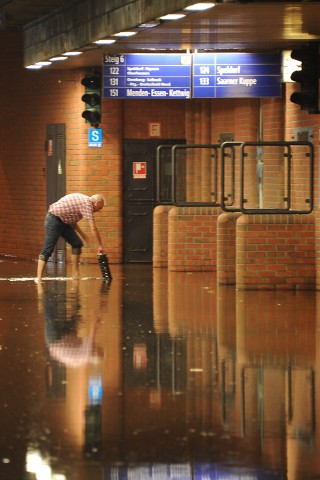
36,193,105,282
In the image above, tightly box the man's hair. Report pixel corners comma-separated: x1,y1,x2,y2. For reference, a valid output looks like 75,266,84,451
91,194,105,205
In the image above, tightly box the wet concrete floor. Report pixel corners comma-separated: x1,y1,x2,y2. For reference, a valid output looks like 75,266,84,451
0,256,319,480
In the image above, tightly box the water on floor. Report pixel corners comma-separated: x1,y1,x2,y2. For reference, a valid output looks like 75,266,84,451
0,256,319,480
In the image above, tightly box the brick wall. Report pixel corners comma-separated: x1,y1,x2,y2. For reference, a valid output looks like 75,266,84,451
0,30,125,264
285,83,320,290
124,99,186,139
0,30,186,265
2,29,320,291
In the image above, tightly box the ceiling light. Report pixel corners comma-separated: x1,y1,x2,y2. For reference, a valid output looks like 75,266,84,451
94,39,117,45
49,56,68,62
63,51,83,56
158,13,186,21
113,31,137,37
184,2,215,11
138,21,160,29
26,64,42,69
35,61,52,66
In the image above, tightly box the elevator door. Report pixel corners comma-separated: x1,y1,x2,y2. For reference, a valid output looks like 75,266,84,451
123,139,184,262
46,123,66,263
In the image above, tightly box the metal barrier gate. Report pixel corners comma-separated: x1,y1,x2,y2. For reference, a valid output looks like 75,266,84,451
221,141,314,214
157,143,222,207
157,141,314,214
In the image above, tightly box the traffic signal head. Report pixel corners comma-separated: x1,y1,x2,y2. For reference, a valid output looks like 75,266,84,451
81,73,101,126
290,43,320,114
81,73,101,90
81,92,100,106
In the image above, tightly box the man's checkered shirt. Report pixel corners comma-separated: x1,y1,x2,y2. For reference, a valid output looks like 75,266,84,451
49,193,94,225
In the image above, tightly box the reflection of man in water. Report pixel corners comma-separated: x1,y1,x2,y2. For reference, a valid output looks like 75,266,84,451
37,282,102,368
37,281,105,460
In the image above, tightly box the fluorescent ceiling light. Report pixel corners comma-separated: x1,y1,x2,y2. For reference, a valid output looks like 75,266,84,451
63,51,83,56
35,61,52,66
138,21,160,28
282,50,301,83
49,56,68,61
94,39,116,45
184,2,215,11
159,13,186,21
26,64,42,69
113,31,137,37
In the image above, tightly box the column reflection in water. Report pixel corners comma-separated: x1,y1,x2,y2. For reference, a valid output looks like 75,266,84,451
285,289,319,480
236,288,316,478
110,268,287,478
216,285,237,432
16,264,320,480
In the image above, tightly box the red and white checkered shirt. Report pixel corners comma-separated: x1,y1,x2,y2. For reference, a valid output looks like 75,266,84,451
49,193,94,225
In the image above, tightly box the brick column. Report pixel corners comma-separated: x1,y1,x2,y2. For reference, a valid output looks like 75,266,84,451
153,205,173,268
168,206,218,272
236,214,315,290
315,210,320,290
217,212,242,285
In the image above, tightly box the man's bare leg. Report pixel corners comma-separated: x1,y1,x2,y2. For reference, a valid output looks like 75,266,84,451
71,253,81,279
36,259,46,283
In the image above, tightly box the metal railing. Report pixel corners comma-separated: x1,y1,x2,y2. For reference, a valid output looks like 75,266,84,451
157,143,222,206
221,141,314,214
156,140,314,214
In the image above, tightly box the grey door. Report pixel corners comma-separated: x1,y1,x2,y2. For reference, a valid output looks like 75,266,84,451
123,139,184,262
46,124,66,263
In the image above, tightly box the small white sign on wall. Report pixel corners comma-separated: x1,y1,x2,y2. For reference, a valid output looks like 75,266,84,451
148,122,161,137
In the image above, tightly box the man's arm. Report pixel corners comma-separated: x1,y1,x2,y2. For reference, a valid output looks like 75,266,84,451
88,218,104,253
74,223,89,244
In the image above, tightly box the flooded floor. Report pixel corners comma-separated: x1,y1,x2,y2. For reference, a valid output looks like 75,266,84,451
0,257,319,480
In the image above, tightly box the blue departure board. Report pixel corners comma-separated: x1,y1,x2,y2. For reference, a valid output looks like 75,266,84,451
193,52,282,98
194,463,284,479
103,52,282,99
103,53,192,99
103,463,283,479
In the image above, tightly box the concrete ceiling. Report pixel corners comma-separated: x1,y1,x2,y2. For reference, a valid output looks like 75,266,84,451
91,2,320,52
0,0,67,27
2,1,320,69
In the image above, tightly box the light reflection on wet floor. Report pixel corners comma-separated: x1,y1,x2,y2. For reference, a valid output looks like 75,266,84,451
0,257,319,480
